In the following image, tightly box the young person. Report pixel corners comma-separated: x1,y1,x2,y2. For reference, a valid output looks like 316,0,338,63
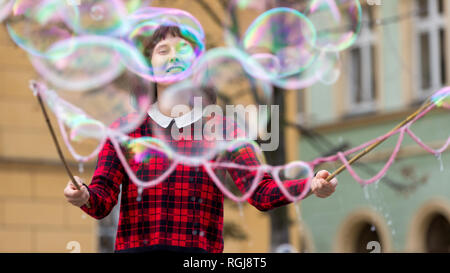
64,25,338,253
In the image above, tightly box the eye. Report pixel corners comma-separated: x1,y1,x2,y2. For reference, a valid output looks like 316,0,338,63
157,46,169,54
178,43,193,54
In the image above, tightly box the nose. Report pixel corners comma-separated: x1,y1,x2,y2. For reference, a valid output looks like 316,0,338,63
168,49,180,64
169,56,180,64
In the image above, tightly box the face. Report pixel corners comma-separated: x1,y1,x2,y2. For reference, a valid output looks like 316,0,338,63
150,35,196,84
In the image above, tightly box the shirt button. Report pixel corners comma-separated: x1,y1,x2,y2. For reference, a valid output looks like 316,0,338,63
198,198,203,203
143,240,148,244
199,231,205,237
189,177,195,182
192,230,197,235
191,196,196,202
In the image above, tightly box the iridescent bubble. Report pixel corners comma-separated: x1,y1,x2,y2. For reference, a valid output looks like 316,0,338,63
243,7,317,77
273,161,313,202
432,87,450,109
35,84,107,162
190,47,273,142
305,0,362,51
69,118,106,142
0,0,14,23
124,0,152,14
29,35,149,92
117,135,177,189
149,81,224,165
205,139,266,202
225,0,311,46
154,47,273,164
6,0,77,57
123,137,170,164
64,0,130,36
41,70,154,136
129,7,205,40
247,46,322,90
315,49,341,85
225,1,322,89
127,8,206,84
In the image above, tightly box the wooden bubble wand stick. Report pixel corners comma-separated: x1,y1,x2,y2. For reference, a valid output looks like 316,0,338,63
325,99,435,182
32,82,91,208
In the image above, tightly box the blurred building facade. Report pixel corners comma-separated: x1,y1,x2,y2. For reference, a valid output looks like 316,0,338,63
0,25,98,252
297,0,449,252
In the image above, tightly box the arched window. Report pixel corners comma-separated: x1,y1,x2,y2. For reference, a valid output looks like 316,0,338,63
407,199,450,252
425,213,450,252
335,208,392,253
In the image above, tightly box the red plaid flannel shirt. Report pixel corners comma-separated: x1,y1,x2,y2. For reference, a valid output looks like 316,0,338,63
81,114,309,253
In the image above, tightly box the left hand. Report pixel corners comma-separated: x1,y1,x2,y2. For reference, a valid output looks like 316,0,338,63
310,170,338,198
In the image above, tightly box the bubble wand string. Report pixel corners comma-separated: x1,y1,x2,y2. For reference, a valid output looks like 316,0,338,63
325,99,435,182
31,81,91,208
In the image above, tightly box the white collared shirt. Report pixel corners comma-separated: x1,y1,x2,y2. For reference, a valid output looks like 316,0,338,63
147,102,203,128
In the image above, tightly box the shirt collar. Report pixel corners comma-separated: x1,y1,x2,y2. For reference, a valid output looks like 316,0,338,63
148,102,203,128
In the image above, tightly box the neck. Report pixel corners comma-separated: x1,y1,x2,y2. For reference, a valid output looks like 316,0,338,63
156,83,177,118
155,83,192,118
156,83,167,100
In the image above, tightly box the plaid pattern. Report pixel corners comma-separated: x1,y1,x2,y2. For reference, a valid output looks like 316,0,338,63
81,114,308,253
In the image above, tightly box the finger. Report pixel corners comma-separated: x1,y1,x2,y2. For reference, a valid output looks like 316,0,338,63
319,178,336,188
66,192,80,200
69,181,79,191
74,176,85,186
329,178,338,187
316,192,328,198
316,183,335,194
311,179,322,191
316,170,330,180
67,181,75,190
316,187,333,195
317,189,333,198
64,186,76,197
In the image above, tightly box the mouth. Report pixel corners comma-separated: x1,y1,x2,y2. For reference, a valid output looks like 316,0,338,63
166,66,185,73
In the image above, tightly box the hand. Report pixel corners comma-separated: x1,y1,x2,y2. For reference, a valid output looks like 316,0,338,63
310,170,338,198
63,176,90,207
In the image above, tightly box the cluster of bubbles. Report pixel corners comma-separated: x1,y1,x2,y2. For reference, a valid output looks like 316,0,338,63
31,77,314,203
223,0,362,89
7,0,448,202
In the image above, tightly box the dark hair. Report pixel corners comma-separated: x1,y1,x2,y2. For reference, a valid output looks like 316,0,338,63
142,25,200,61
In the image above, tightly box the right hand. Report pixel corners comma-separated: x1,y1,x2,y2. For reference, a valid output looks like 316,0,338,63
63,176,90,207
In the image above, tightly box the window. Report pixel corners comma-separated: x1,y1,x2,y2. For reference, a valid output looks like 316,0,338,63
347,6,378,114
414,0,447,99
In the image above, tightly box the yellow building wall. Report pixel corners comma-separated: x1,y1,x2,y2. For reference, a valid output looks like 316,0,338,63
0,24,97,252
